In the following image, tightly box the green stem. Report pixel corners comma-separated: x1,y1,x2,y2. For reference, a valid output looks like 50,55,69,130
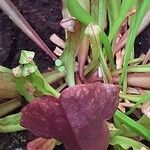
60,34,76,86
119,93,144,102
112,65,150,75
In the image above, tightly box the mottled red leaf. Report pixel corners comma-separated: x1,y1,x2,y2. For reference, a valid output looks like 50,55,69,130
21,82,119,150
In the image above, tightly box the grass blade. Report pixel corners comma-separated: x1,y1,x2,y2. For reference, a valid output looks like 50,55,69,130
115,110,150,141
108,0,137,41
98,0,107,29
107,0,120,31
119,0,150,87
126,94,150,115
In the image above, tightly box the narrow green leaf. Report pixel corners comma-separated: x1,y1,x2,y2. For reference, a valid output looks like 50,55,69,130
60,23,84,86
108,0,137,41
119,93,145,102
120,0,150,86
112,65,150,75
126,94,150,115
107,0,120,31
84,24,101,74
99,30,115,70
98,0,107,29
115,110,150,141
91,0,99,24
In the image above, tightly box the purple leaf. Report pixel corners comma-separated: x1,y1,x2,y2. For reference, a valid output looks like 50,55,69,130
21,82,119,150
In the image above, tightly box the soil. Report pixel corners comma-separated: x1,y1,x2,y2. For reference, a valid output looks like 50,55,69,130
0,131,35,150
0,0,64,72
135,24,150,58
0,0,150,149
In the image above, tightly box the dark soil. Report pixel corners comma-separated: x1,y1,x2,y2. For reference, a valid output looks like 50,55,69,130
135,24,150,58
0,131,35,150
0,0,64,72
0,0,150,149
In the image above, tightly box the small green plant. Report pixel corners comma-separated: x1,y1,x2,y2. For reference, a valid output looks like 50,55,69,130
0,0,150,149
